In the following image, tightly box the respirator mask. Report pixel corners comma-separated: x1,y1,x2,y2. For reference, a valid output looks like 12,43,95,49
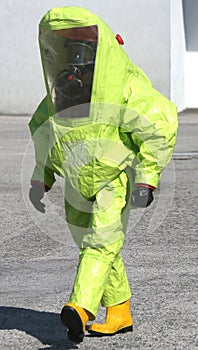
40,26,98,117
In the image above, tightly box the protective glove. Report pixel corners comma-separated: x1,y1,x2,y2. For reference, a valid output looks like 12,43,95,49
29,182,50,213
131,184,155,208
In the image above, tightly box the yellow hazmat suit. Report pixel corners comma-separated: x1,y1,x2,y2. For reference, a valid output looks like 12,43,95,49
29,6,178,342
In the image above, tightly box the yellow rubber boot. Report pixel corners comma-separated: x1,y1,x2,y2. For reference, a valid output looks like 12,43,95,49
60,302,92,343
88,299,133,336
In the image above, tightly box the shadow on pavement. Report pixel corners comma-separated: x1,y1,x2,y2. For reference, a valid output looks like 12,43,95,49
0,306,78,349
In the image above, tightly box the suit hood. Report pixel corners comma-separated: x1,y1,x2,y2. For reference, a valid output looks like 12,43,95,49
39,6,134,115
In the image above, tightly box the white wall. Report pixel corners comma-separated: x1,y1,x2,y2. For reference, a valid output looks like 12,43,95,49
171,0,198,110
170,0,185,111
0,0,171,114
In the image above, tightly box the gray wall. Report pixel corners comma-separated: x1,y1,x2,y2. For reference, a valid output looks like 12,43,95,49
0,0,170,114
183,0,198,51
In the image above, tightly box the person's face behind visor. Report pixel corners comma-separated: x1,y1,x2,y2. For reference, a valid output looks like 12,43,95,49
40,26,98,118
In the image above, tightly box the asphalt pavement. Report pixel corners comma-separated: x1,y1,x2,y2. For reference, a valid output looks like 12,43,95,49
0,110,197,349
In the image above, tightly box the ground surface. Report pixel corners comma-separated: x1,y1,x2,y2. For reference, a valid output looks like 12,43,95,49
0,111,197,349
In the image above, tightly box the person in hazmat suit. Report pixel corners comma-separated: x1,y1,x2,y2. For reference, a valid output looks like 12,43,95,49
29,6,178,343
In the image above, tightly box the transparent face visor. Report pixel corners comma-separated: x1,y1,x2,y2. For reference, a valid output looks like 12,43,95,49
39,26,98,116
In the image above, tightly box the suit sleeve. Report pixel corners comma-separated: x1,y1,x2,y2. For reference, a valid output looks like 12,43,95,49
122,74,178,188
29,96,56,189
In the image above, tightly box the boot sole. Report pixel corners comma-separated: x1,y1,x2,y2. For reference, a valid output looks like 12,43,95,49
60,306,84,343
88,325,133,337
